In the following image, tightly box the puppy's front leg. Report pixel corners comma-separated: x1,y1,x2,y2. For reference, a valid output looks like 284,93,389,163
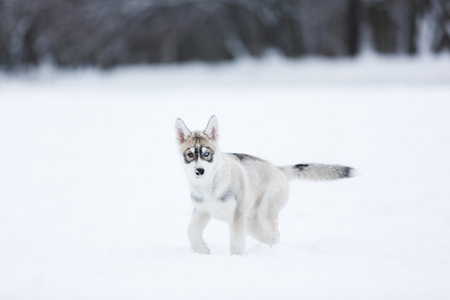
229,211,246,255
188,209,211,254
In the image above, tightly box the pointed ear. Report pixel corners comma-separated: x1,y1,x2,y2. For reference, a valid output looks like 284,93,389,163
175,118,191,145
204,115,219,141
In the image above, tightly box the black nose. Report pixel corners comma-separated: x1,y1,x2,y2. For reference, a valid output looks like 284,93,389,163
195,168,205,176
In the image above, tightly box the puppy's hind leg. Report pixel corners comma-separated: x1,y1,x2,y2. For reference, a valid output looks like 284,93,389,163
188,209,211,254
258,188,288,246
247,209,265,243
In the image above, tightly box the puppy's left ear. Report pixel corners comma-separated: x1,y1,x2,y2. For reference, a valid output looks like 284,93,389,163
204,115,219,142
175,118,191,145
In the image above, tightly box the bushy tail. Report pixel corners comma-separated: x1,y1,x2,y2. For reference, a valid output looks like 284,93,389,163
280,163,356,181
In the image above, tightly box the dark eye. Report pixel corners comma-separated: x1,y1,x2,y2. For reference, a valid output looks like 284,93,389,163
204,151,210,157
187,152,194,158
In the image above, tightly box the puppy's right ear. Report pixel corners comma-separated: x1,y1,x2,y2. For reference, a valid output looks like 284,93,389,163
175,118,191,145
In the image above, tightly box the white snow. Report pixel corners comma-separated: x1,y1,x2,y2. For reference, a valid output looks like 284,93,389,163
1,54,450,299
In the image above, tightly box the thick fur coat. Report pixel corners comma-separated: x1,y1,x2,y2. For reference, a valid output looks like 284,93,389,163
175,116,355,255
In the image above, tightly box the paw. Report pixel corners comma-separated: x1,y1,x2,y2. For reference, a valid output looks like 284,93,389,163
192,244,210,254
265,236,280,247
230,246,245,256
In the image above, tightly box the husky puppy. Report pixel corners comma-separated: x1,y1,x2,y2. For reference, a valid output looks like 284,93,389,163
175,115,355,255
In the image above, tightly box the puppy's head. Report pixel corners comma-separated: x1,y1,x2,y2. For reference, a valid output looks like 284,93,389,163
175,115,219,180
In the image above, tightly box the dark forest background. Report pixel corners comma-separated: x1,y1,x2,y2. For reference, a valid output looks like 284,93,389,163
0,0,449,69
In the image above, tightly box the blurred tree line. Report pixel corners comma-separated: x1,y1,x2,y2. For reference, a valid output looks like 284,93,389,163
0,0,449,69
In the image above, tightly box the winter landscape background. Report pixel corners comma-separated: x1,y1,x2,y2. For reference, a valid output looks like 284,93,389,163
1,0,450,68
1,0,450,299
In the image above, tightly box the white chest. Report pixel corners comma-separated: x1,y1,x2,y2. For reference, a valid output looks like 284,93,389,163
192,192,237,223
188,165,237,223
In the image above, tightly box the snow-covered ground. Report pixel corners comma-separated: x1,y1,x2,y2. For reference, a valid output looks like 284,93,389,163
1,55,450,299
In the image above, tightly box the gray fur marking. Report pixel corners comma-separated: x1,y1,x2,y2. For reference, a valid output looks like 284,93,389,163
294,164,309,171
342,167,352,178
191,193,203,203
219,189,235,202
230,153,263,162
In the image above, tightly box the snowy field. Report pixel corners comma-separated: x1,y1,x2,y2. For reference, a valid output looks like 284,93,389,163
1,55,450,299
